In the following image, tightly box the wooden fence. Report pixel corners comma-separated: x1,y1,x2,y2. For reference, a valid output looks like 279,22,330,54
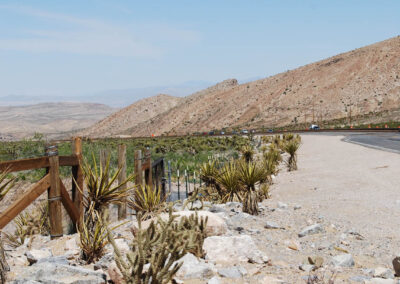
0,139,165,238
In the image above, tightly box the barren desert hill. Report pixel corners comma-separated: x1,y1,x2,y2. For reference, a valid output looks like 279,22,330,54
79,94,182,137
0,102,114,140
122,36,400,136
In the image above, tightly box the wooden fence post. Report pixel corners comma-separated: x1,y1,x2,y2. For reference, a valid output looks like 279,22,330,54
118,144,127,220
71,137,83,222
47,145,63,239
144,148,152,188
134,150,143,188
100,149,110,177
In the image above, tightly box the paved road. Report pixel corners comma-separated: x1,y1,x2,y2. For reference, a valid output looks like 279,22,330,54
343,132,400,154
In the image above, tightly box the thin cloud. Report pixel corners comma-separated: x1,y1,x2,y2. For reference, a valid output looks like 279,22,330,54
0,5,200,57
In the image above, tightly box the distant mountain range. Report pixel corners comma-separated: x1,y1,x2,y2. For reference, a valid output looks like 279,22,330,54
79,36,400,138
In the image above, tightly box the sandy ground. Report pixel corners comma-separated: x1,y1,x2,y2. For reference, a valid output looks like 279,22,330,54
272,135,400,240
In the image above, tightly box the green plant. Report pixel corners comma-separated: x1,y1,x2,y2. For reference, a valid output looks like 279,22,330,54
283,139,301,171
240,145,254,163
237,161,267,215
257,183,270,201
215,160,242,202
0,169,14,202
107,208,208,284
129,185,167,220
78,153,132,215
78,212,109,264
3,202,50,248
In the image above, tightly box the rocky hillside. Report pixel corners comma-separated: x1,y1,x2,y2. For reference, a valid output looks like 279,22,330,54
0,102,114,140
121,36,400,137
80,94,182,138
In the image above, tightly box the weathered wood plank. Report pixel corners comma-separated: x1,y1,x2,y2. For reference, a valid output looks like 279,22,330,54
48,156,63,238
134,150,143,187
59,179,80,225
0,174,50,229
0,155,78,173
117,144,127,220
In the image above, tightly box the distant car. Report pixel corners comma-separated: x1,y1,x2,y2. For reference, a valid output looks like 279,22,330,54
267,129,274,133
220,131,225,135
208,131,215,135
309,124,320,130
241,129,249,134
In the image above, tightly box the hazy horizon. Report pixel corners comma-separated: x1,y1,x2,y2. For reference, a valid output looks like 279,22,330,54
1,1,399,105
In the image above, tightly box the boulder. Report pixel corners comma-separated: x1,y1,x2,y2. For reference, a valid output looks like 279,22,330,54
25,249,52,265
330,254,355,267
218,266,246,278
373,267,394,279
12,262,106,283
363,278,396,284
174,211,227,236
207,276,221,284
175,253,216,279
203,235,268,264
298,224,324,238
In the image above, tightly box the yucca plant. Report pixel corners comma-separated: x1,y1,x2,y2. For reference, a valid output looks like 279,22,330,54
0,169,14,202
3,202,50,248
240,145,254,163
78,212,109,264
283,139,301,171
215,161,242,202
237,161,267,215
257,183,270,201
78,153,132,216
199,160,223,198
129,185,167,220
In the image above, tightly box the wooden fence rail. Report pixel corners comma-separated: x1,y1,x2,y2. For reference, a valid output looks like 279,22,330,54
0,138,166,233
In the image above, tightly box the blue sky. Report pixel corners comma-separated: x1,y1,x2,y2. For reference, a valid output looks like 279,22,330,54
0,0,399,102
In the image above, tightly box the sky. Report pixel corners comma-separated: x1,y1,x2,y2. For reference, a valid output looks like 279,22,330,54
0,0,399,103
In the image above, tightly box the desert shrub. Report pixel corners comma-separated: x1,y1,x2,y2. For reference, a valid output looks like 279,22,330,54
129,185,167,220
107,208,208,284
0,170,14,202
78,153,132,216
214,160,242,202
283,139,301,171
240,145,254,163
78,212,108,264
257,183,270,201
3,202,50,248
237,160,267,215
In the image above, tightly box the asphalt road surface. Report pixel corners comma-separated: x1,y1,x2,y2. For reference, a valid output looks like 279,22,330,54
343,132,400,154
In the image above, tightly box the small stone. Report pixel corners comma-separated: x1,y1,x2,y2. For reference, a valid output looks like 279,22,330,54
373,267,394,279
348,275,370,282
277,202,288,209
285,239,301,251
208,276,221,284
364,278,395,284
25,249,52,265
308,256,323,267
218,266,246,278
298,224,324,237
299,264,316,272
392,256,400,276
330,254,355,267
175,253,216,279
264,221,280,229
294,204,302,210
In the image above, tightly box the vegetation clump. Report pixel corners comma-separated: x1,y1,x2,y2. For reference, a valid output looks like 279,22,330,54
283,136,301,171
107,207,208,284
129,185,167,220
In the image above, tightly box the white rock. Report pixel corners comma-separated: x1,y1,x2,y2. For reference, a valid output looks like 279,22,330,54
298,224,324,237
208,276,221,284
373,267,394,279
203,235,268,264
364,278,396,284
173,211,228,236
277,202,288,209
294,204,302,210
330,254,355,267
264,221,280,229
25,249,52,265
175,253,216,279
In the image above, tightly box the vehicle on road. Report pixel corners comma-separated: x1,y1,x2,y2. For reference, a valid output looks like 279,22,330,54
220,131,225,135
267,129,274,133
241,129,249,134
309,124,320,130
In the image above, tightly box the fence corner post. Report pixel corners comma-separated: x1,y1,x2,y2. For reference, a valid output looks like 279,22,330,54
118,144,127,220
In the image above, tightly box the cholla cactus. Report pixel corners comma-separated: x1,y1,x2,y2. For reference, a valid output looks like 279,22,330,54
107,207,208,283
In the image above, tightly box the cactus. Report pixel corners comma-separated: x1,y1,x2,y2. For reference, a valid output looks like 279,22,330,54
107,207,208,283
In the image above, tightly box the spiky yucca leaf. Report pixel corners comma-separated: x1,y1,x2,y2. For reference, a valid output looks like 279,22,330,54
199,160,218,186
78,152,133,214
215,161,242,202
129,185,166,220
283,139,301,171
237,160,268,191
78,212,108,264
240,145,254,163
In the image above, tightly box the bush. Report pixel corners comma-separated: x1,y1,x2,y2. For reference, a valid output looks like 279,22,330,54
129,185,167,220
283,138,301,171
